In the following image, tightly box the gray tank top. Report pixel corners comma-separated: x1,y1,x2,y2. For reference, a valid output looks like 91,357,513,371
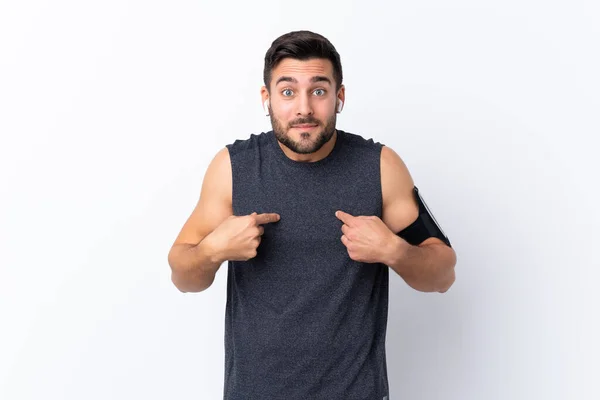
224,129,390,400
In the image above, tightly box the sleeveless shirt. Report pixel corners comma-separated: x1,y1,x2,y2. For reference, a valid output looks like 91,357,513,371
223,129,390,400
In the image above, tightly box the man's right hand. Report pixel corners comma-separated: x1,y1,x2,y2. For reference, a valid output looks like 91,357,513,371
203,212,281,262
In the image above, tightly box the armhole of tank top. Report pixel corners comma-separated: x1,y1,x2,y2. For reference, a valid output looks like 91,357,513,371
225,144,237,216
377,143,385,217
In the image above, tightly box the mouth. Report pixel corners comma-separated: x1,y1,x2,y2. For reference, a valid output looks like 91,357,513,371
291,124,318,129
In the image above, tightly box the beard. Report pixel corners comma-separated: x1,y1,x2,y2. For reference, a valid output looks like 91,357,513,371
269,111,337,155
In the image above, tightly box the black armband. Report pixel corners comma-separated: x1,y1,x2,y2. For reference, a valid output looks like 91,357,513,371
396,186,452,248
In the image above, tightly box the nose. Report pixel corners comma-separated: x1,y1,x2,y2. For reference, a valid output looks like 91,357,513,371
296,93,314,116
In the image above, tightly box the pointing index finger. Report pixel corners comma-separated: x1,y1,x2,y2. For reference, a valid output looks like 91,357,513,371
254,213,281,225
335,210,354,226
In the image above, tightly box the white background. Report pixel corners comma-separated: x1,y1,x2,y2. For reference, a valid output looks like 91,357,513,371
1,1,599,399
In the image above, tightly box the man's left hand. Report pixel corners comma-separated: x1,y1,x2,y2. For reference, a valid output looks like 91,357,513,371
335,210,409,264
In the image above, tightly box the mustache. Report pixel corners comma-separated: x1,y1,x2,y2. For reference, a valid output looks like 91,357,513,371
289,118,320,127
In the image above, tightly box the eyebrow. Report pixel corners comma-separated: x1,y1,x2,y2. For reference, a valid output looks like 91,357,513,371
275,76,332,86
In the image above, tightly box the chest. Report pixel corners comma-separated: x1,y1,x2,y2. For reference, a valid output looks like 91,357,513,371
234,168,381,258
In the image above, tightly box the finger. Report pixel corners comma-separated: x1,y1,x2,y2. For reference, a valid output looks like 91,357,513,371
340,234,350,247
335,210,354,226
258,226,265,236
341,224,350,237
254,213,281,225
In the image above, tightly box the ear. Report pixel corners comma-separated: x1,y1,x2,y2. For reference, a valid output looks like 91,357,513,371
336,85,345,113
260,86,270,116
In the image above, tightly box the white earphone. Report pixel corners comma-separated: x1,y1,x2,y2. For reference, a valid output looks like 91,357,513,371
264,100,270,116
337,100,344,113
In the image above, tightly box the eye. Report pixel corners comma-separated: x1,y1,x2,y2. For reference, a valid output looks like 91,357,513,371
282,89,293,97
313,89,326,96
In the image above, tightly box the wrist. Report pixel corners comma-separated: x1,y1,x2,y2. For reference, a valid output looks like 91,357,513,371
383,233,410,267
198,237,225,266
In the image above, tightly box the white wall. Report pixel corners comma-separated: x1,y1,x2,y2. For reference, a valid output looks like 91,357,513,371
1,1,598,399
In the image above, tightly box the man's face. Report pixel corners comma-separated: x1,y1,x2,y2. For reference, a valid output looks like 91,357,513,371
263,58,343,155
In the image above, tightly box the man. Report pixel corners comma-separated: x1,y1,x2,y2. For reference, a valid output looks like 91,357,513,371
168,30,457,400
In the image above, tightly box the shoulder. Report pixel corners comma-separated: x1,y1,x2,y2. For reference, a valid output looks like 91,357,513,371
380,145,412,185
204,146,232,202
340,130,385,153
225,131,270,157
342,130,411,185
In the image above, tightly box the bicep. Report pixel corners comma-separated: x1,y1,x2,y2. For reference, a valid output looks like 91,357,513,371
380,145,419,233
380,146,454,249
171,147,233,247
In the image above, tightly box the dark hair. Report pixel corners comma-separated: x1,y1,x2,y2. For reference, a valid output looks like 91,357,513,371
263,30,343,92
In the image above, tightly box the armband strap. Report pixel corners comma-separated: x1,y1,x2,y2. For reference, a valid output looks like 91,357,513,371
396,186,452,248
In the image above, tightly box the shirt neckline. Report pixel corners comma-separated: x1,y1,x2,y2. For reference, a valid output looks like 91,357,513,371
268,129,345,169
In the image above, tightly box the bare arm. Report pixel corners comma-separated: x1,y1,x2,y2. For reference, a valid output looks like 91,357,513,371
167,147,233,293
380,146,457,293
383,237,456,293
168,240,225,293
